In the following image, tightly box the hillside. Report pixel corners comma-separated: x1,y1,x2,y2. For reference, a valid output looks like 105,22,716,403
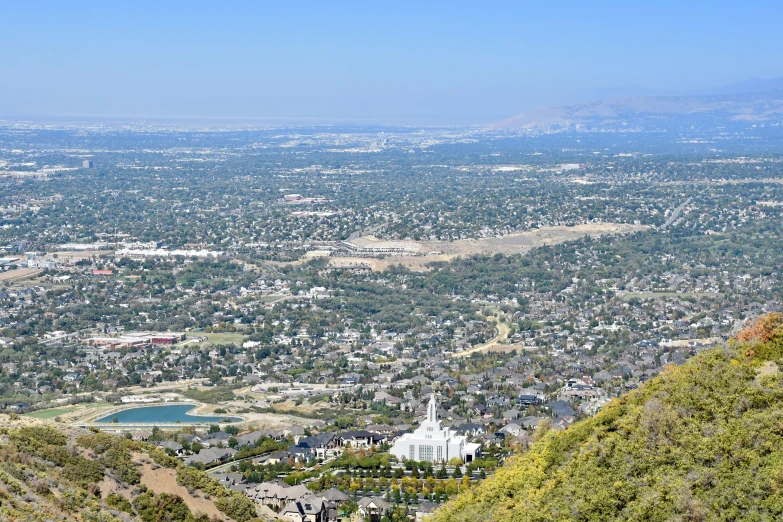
433,314,783,522
493,89,783,130
0,418,261,522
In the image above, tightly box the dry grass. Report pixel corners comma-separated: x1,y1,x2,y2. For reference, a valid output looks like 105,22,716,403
0,268,42,281
419,223,648,256
331,223,648,272
99,472,132,500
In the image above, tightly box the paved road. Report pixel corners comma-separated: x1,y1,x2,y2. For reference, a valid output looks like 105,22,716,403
451,315,511,358
662,197,692,230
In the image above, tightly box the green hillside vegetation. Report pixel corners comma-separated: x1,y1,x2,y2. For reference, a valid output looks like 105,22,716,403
0,420,261,522
434,313,783,522
182,386,237,404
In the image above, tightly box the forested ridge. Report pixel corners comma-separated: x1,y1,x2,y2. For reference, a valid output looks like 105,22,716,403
433,314,783,522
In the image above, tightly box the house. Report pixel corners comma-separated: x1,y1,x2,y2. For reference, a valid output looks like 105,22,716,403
211,472,246,487
63,372,81,383
453,422,485,437
357,496,392,522
248,481,310,510
317,487,348,521
416,501,439,521
366,424,395,436
498,423,523,437
286,425,306,442
502,408,521,421
373,391,402,407
519,416,547,430
287,445,312,463
258,451,291,465
316,487,349,506
548,400,576,417
130,430,152,441
297,433,341,460
184,447,236,466
236,430,266,447
201,431,231,447
518,393,542,406
338,430,384,449
280,495,327,522
157,440,184,456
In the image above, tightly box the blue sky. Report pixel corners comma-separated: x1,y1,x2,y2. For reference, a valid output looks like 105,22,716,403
1,1,782,123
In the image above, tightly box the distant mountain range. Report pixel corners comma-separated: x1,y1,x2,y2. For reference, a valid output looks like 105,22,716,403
493,80,783,131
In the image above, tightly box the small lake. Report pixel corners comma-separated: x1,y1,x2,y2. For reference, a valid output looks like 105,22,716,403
95,404,241,424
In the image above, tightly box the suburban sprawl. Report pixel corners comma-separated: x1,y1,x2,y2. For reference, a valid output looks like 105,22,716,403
2,121,783,521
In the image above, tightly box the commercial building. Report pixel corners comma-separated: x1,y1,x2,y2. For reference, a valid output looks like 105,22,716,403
86,332,186,349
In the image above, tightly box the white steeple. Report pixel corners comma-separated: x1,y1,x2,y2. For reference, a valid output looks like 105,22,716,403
427,393,437,423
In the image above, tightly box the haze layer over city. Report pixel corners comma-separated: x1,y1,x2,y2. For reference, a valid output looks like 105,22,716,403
2,3,783,522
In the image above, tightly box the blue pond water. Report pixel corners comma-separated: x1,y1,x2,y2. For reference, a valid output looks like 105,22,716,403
95,404,241,424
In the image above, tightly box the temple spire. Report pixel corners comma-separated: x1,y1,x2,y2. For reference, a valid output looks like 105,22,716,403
427,393,437,422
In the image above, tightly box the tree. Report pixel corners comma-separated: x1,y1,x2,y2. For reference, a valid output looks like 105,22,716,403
437,464,447,479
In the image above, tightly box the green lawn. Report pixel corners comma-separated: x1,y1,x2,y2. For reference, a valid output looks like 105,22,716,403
24,406,77,419
201,332,247,345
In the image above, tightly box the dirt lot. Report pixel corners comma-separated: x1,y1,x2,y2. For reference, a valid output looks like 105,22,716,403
422,223,647,255
0,268,42,282
331,223,648,272
479,343,540,354
227,407,321,429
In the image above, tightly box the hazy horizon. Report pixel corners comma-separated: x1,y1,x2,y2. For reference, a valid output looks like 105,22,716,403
2,1,783,124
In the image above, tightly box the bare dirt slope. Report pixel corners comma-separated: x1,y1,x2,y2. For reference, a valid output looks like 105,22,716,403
136,458,228,521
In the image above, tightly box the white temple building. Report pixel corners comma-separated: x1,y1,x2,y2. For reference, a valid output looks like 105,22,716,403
390,394,481,463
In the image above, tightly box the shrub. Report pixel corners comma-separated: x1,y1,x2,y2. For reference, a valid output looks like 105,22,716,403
145,446,179,469
214,494,259,522
176,466,258,521
735,312,783,360
77,433,140,485
182,387,236,403
132,492,193,522
11,426,67,446
106,492,134,514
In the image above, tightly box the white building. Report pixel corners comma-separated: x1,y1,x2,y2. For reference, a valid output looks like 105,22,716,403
390,394,481,463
